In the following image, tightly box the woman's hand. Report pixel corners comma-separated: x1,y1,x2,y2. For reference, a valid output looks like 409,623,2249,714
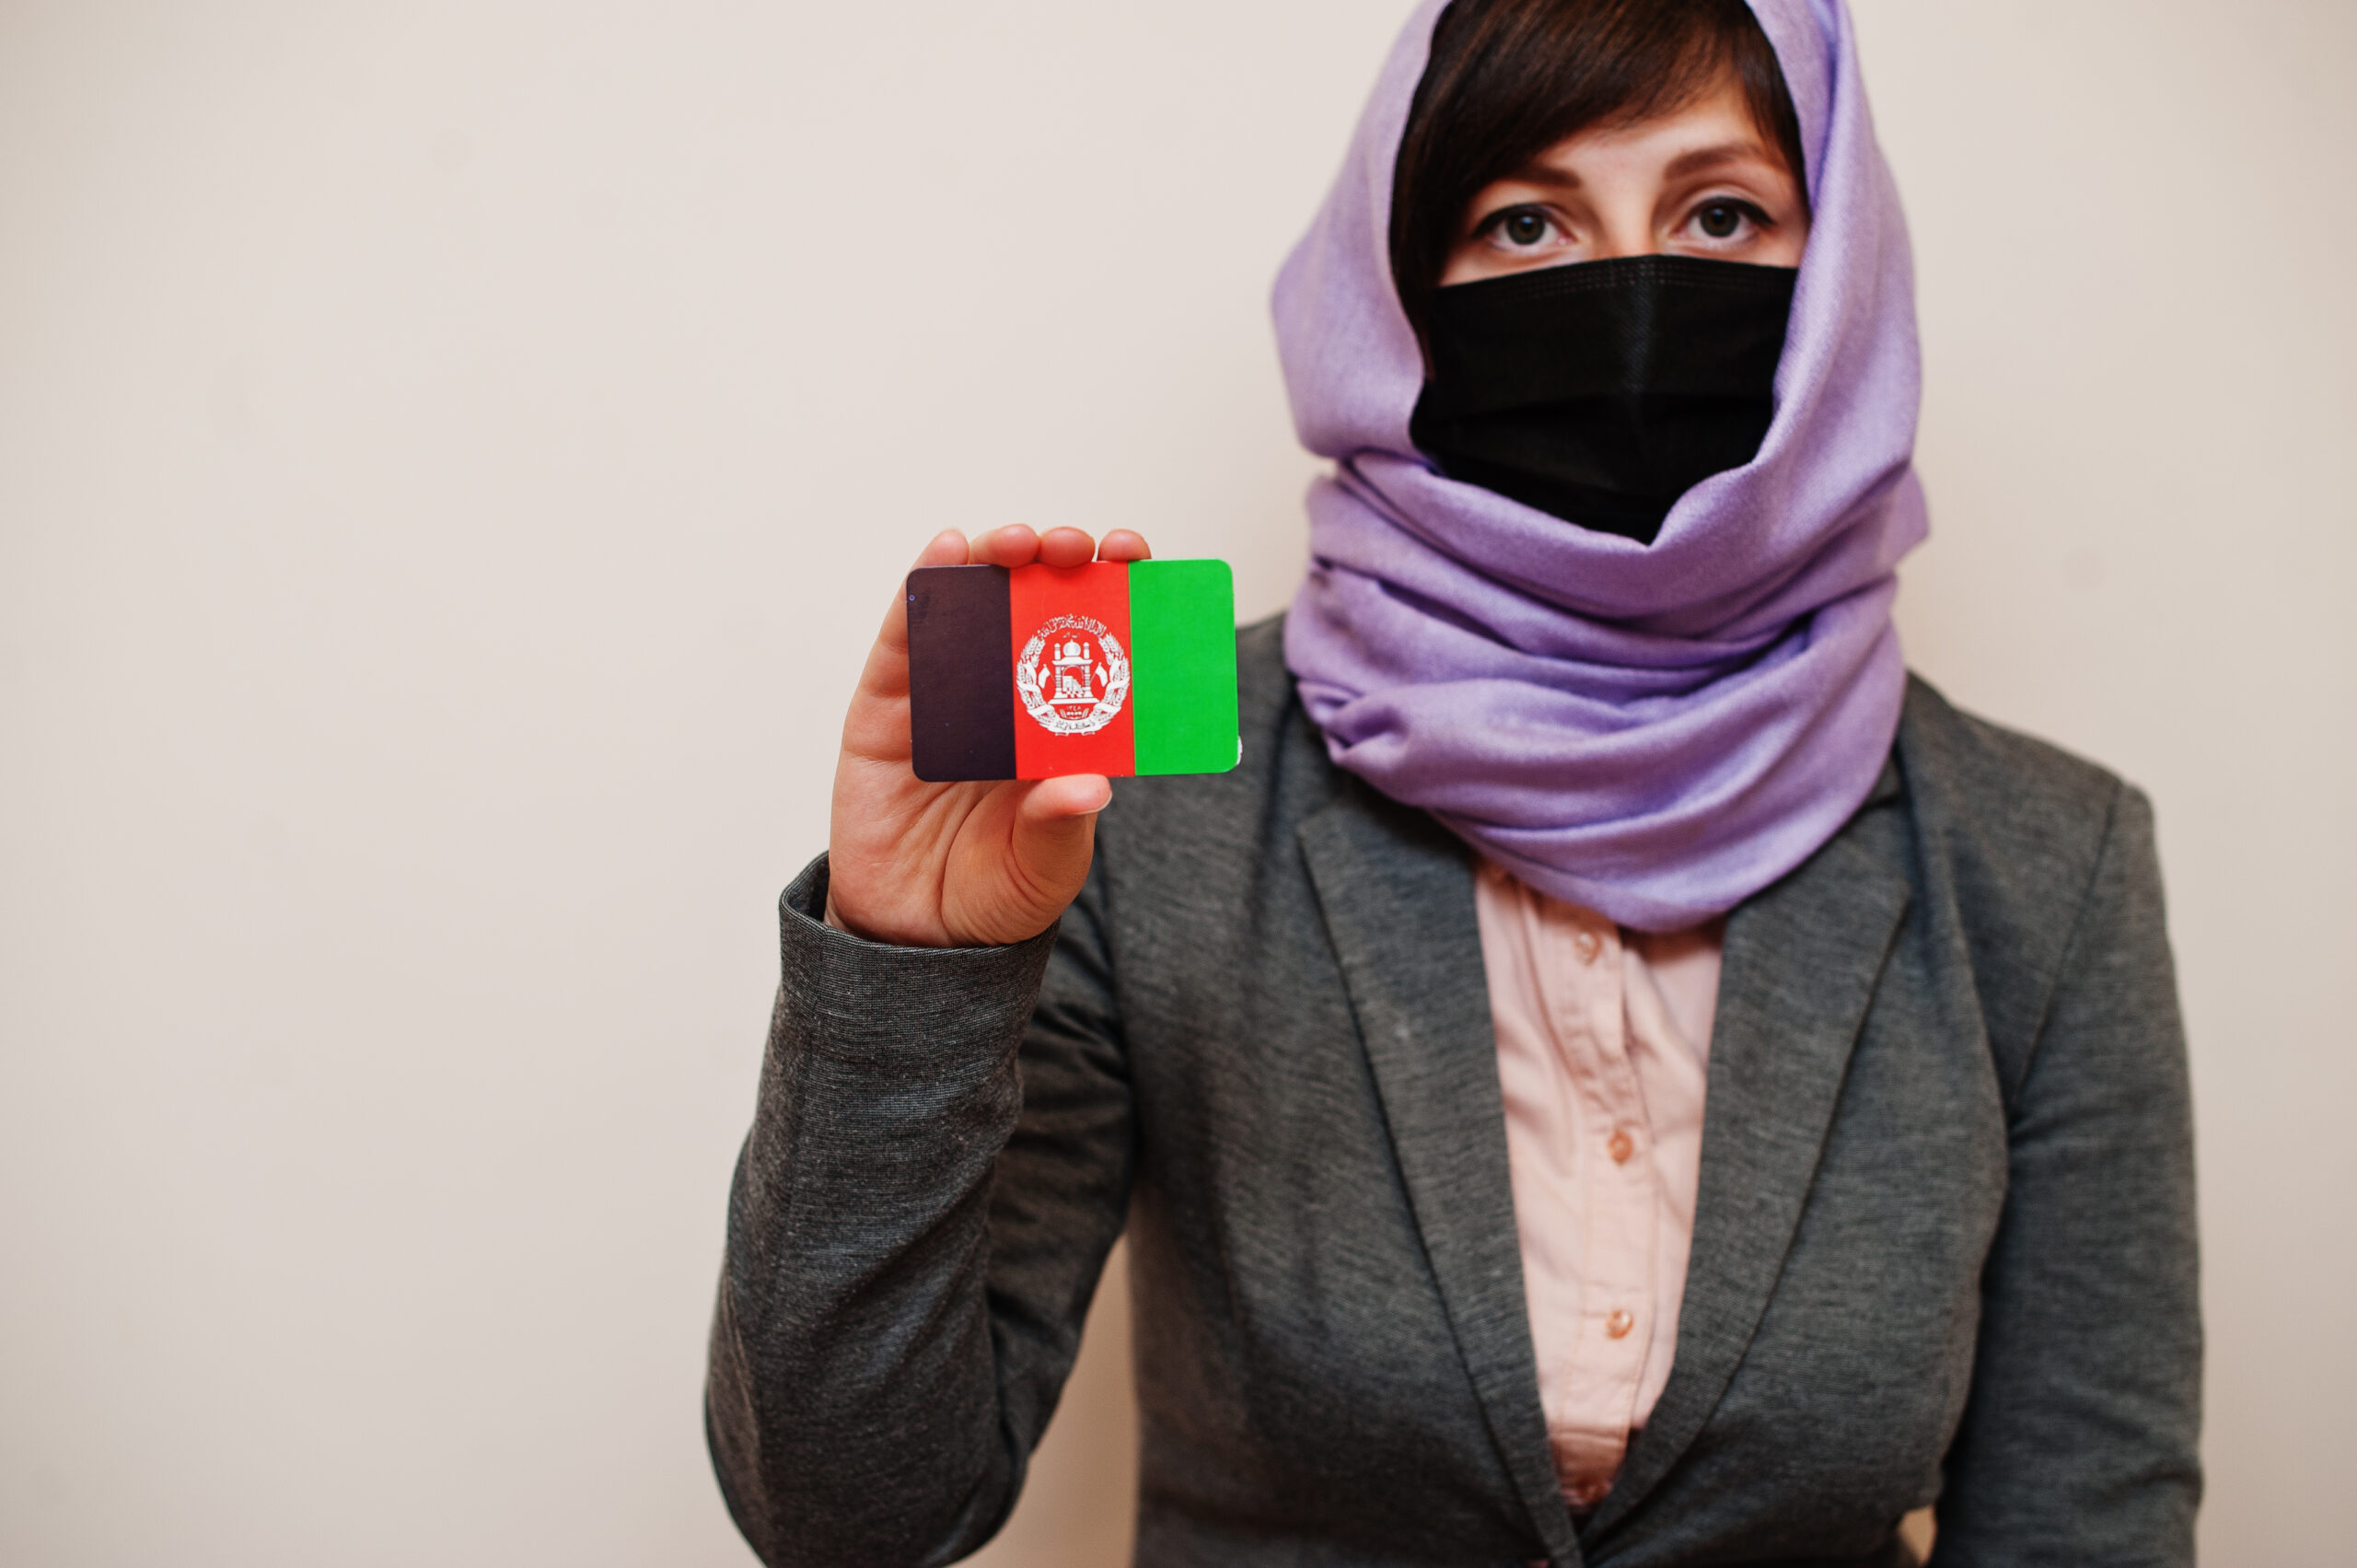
825,525,1151,947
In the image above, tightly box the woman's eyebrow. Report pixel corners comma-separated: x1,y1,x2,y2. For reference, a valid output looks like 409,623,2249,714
1498,163,1584,193
1661,142,1775,181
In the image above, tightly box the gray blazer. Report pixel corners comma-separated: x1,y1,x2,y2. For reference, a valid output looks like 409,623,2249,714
706,618,2200,1568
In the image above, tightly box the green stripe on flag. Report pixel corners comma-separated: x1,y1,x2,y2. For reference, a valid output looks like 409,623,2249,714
1128,560,1239,776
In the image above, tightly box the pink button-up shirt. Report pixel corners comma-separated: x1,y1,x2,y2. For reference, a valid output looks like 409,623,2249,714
1473,860,1724,1513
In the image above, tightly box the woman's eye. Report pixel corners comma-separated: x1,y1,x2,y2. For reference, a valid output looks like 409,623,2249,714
1691,200,1764,242
1492,208,1555,249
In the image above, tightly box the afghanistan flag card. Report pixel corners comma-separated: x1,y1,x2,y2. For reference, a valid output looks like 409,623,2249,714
905,559,1240,782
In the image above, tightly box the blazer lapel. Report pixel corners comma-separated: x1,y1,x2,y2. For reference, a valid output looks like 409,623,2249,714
1586,773,1912,1537
1297,784,1578,1567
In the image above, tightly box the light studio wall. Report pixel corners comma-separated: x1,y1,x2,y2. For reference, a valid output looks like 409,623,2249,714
2,2,2349,1563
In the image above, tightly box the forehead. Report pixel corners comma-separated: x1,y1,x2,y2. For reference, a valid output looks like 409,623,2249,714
1516,75,1774,175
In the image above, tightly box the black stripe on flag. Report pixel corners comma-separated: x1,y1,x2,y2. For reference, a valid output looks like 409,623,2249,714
907,564,1016,782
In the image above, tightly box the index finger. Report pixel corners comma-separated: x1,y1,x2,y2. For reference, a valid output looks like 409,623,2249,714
969,525,1047,569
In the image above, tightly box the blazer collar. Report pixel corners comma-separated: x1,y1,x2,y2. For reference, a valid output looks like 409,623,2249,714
1298,781,1578,1566
1297,761,1910,1562
1586,761,1910,1538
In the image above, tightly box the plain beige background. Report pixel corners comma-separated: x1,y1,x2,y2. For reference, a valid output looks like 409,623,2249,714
2,1,2350,1563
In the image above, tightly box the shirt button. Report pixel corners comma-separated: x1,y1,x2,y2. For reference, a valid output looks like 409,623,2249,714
1606,1309,1635,1340
1607,1129,1635,1164
1573,929,1602,963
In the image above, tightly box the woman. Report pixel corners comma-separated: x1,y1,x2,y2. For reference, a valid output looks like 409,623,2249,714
706,1,2200,1563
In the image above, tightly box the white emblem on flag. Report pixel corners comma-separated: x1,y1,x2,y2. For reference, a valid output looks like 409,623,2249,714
1017,614,1131,736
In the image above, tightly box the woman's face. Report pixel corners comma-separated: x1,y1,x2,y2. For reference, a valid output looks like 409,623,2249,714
1438,73,1808,285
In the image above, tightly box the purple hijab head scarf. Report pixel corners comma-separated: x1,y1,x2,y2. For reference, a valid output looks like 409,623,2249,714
1279,0,1925,933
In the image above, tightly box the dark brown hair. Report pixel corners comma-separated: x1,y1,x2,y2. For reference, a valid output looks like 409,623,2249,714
1389,0,1807,342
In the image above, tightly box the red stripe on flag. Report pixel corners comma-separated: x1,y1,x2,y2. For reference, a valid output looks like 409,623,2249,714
1009,563,1135,780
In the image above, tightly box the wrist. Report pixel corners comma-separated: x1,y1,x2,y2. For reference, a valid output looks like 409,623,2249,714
821,882,917,946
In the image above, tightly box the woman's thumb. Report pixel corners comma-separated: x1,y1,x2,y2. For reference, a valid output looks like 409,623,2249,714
1007,774,1110,913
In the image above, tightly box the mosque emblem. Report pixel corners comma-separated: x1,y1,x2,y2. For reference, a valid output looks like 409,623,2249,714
1017,615,1130,736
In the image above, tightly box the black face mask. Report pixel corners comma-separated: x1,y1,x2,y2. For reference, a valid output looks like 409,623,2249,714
1408,254,1797,545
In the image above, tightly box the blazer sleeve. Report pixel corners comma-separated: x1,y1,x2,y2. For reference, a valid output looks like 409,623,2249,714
1933,784,2202,1566
704,852,1135,1568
